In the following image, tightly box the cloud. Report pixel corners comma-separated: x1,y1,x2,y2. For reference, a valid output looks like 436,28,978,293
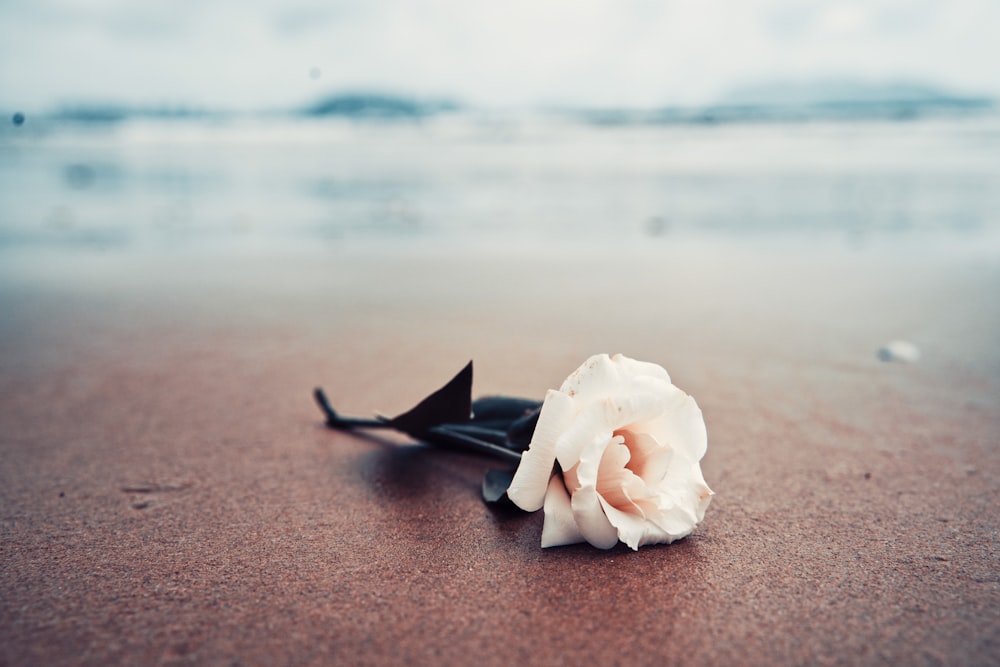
0,0,997,111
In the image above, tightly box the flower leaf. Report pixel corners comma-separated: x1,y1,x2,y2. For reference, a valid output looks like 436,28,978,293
482,467,517,504
470,396,543,427
387,361,473,439
470,396,542,453
505,407,542,452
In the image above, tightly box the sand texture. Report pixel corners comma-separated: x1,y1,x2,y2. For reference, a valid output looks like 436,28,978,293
2,242,998,666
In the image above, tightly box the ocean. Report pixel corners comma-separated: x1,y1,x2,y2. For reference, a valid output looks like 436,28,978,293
2,111,999,254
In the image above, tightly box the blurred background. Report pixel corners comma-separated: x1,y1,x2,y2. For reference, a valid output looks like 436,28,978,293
1,0,998,253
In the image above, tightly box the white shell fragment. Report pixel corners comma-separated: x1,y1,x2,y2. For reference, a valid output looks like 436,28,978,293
877,340,921,363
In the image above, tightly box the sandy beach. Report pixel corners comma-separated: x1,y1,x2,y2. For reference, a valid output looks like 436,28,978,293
1,237,997,665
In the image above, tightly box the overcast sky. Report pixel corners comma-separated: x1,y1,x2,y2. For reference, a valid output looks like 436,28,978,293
1,0,997,111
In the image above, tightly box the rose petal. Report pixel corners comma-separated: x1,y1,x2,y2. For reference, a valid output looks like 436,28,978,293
594,439,653,516
554,400,614,471
558,353,618,403
645,482,702,538
647,503,700,540
599,497,670,550
664,454,709,502
559,354,671,411
567,434,622,549
634,386,707,463
507,389,576,512
571,485,620,549
554,391,667,470
540,475,586,548
570,427,609,490
610,353,672,384
685,467,714,522
617,428,672,483
656,454,714,526
607,385,670,430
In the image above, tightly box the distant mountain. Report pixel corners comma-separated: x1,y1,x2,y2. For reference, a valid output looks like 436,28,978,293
38,94,460,123
52,105,216,123
303,92,459,119
720,79,991,108
571,79,994,126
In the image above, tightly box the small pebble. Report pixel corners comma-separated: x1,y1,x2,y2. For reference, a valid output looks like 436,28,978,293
877,340,920,363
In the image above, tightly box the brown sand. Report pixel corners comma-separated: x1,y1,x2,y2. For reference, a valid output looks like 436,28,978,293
1,240,998,666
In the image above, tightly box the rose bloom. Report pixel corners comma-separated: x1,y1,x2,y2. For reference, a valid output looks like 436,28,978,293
507,354,713,550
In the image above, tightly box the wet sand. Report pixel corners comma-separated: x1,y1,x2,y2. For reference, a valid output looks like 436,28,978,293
1,239,998,665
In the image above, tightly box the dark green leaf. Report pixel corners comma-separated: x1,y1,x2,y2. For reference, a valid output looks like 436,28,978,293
482,468,517,504
505,407,542,452
387,361,473,439
440,424,510,447
471,396,543,426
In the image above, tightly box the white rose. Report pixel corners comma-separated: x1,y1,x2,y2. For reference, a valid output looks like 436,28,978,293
507,354,713,550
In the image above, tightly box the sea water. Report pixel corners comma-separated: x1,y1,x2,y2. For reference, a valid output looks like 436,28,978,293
1,112,999,254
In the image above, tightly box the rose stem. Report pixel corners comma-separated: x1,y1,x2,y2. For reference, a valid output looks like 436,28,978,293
313,388,390,430
437,424,509,446
313,388,522,463
426,426,522,464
